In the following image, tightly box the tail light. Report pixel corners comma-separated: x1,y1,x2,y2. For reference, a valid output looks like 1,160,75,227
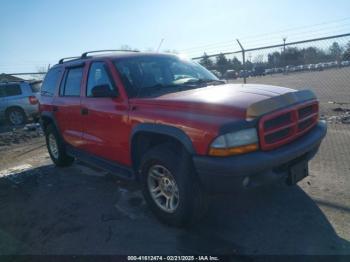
29,96,38,105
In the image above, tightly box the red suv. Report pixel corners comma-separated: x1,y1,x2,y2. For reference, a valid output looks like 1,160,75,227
39,50,327,226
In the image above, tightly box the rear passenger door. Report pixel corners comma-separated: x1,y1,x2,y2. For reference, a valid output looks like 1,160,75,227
54,65,85,148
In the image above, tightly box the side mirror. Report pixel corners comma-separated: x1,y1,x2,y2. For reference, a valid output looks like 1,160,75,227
91,84,118,97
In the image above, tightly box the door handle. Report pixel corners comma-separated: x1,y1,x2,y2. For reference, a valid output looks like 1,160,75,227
52,106,58,112
81,108,89,115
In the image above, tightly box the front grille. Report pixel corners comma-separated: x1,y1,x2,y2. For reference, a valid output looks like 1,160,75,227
264,112,292,130
259,101,318,150
298,118,314,131
298,105,314,119
265,128,292,144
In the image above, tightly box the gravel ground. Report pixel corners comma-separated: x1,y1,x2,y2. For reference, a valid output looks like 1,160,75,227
0,69,349,255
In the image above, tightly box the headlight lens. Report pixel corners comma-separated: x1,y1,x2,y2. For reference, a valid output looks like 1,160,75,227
211,128,258,148
209,128,259,156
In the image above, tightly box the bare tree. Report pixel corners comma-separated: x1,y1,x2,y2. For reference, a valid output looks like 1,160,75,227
120,45,139,52
30,66,47,80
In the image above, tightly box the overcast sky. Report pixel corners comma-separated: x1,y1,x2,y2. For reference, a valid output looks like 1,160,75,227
1,0,350,73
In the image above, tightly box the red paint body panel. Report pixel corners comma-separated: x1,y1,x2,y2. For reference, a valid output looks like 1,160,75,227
54,97,84,148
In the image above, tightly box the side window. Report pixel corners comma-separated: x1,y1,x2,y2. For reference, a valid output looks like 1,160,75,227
4,84,22,97
41,68,62,96
61,67,83,97
87,62,116,97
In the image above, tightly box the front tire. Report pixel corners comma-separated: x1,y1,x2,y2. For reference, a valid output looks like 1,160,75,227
45,124,74,167
140,144,208,227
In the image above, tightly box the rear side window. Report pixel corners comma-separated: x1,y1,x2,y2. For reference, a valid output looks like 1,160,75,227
60,67,83,97
41,68,62,96
3,84,22,97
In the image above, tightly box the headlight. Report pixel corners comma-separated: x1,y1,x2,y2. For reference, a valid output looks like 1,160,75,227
209,128,259,156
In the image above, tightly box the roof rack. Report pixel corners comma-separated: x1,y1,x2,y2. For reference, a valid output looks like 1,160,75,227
0,80,25,84
81,49,139,58
58,56,80,64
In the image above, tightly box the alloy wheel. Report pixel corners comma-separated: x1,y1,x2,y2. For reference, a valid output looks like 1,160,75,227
147,164,180,213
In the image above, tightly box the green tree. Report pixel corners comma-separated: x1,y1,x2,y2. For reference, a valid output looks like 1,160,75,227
245,60,254,70
343,41,350,60
199,53,213,69
230,57,242,71
215,53,230,75
284,47,303,65
268,51,282,67
303,47,319,64
329,42,343,62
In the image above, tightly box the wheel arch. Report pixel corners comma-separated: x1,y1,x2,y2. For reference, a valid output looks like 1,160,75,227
130,123,196,174
40,112,60,136
5,105,25,115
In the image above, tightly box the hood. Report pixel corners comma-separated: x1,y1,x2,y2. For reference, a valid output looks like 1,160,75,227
131,84,296,118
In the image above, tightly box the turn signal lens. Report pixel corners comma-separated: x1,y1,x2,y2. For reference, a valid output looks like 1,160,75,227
208,143,258,157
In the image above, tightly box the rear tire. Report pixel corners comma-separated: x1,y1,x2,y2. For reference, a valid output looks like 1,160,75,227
45,124,74,167
140,144,208,227
6,107,27,126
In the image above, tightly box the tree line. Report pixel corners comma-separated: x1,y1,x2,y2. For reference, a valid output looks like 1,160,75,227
198,41,350,75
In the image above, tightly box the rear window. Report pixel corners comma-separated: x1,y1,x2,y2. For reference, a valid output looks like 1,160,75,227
41,68,62,96
30,82,42,93
2,84,22,97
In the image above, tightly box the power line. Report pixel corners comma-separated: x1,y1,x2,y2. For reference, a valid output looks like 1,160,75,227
179,16,350,52
183,27,350,58
191,33,350,59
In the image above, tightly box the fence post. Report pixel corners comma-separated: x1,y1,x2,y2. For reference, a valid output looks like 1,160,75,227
236,39,246,84
283,37,287,74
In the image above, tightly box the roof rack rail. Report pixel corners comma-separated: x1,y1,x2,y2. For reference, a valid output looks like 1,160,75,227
0,80,25,83
58,56,80,64
81,49,139,58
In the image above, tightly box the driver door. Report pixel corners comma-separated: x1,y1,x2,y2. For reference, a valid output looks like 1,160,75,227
81,61,129,165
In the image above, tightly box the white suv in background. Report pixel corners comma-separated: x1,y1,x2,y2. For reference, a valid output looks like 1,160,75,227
0,81,41,125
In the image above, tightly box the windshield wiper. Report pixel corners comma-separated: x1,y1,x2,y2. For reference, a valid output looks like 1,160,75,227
136,83,179,97
182,79,225,86
136,79,225,97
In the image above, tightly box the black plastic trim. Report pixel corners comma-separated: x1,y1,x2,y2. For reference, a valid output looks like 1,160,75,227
40,112,61,137
131,123,196,154
66,145,134,180
193,121,327,193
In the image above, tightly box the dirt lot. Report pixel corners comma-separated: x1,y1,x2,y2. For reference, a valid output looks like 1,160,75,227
0,68,350,255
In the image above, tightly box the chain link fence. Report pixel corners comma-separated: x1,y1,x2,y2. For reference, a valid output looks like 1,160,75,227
192,33,350,122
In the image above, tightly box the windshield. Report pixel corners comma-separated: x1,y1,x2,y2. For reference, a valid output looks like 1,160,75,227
113,55,221,97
